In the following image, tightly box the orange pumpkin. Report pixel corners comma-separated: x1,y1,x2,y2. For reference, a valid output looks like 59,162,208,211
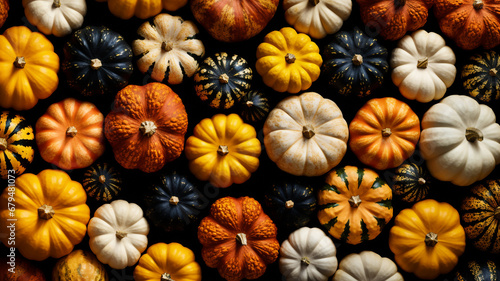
36,98,105,170
104,82,188,173
435,0,500,50
0,0,8,28
198,196,280,281
349,97,420,170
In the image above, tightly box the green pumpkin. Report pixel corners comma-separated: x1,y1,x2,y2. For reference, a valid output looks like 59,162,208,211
239,89,270,122
392,162,431,203
455,258,500,281
82,162,123,202
194,52,252,109
462,50,500,103
322,27,389,97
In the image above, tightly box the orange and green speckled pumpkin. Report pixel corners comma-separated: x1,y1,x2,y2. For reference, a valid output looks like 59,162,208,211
462,50,500,103
0,0,8,28
198,196,280,281
455,258,500,281
461,179,500,253
52,250,108,281
0,255,45,281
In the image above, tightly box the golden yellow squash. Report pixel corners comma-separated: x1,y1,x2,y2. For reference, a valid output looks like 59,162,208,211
96,0,187,19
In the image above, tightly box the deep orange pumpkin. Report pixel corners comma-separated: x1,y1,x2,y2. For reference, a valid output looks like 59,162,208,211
0,0,8,28
0,255,46,280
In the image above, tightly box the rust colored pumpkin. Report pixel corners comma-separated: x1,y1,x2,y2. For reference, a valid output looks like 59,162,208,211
0,255,45,280
36,98,105,170
104,83,188,173
198,196,280,281
0,0,8,28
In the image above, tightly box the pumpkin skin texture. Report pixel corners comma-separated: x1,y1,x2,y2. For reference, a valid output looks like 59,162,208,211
461,179,500,253
104,83,188,173
462,50,500,103
198,196,280,281
455,258,500,281
393,161,431,203
279,227,338,281
185,114,261,188
36,98,105,170
322,27,389,97
391,30,457,103
356,0,433,40
190,0,279,43
434,0,500,50
283,0,352,39
239,90,270,123
420,95,500,186
0,255,46,281
194,52,252,110
389,199,466,280
0,26,59,111
263,92,348,177
144,173,205,232
0,0,9,28
0,111,35,180
256,27,322,93
133,242,202,281
52,250,108,281
96,0,187,19
83,162,123,202
332,251,404,281
317,166,393,245
0,170,90,261
62,26,133,97
133,13,205,85
349,97,421,170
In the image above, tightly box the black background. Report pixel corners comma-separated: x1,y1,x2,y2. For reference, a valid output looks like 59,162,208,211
1,0,499,280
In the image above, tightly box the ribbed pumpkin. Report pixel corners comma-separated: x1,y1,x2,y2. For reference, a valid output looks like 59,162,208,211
322,27,389,97
96,0,187,19
461,179,500,253
52,250,108,281
0,255,45,281
82,162,123,202
434,0,500,50
133,13,205,85
462,50,500,103
198,196,280,281
239,90,270,123
349,97,421,170
194,52,252,110
62,26,133,97
0,0,8,28
332,251,404,281
0,170,90,261
104,82,188,173
36,98,105,170
317,166,393,245
144,173,205,232
0,26,59,111
393,161,431,203
455,258,500,281
265,182,316,229
0,111,34,180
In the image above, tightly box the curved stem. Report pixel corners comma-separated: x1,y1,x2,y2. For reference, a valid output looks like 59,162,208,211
219,73,229,84
161,273,175,281
417,57,428,69
14,57,26,68
285,200,294,209
425,232,438,247
116,231,127,239
418,177,426,185
352,54,363,66
285,53,296,64
217,145,229,156
53,0,61,8
139,121,157,137
302,126,315,139
98,175,106,183
490,68,498,76
465,128,483,142
246,100,254,107
382,128,392,137
236,233,247,245
0,137,7,151
473,0,484,9
301,257,310,265
90,58,102,70
38,204,55,220
66,126,78,137
169,196,180,206
348,195,362,208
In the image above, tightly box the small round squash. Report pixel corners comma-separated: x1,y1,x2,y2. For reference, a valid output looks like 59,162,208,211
462,50,500,103
52,250,108,281
393,161,431,203
332,251,404,281
239,90,270,123
82,162,123,202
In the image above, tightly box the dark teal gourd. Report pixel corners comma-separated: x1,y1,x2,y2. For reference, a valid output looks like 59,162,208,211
239,89,270,122
82,162,123,202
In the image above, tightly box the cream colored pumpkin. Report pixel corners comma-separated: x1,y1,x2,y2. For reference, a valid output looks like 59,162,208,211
132,13,205,85
263,92,348,177
88,200,149,270
283,0,352,39
280,227,338,281
420,95,500,186
391,29,456,103
22,0,86,37
332,251,404,281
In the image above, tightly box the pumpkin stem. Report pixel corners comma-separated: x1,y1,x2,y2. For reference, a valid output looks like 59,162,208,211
465,127,483,142
38,204,55,220
161,273,175,281
417,57,428,69
219,73,230,84
116,231,127,239
169,196,180,206
494,207,500,220
302,126,315,139
394,0,406,8
348,195,362,208
217,145,229,156
236,233,247,246
418,177,426,185
14,56,26,68
309,0,320,5
98,175,106,183
352,54,363,66
139,121,157,137
382,128,392,137
425,232,438,247
473,0,484,9
285,53,296,64
246,100,254,107
0,137,7,151
301,257,310,265
285,200,294,209
90,58,102,70
489,68,498,76
53,0,61,8
66,126,78,137
161,42,174,52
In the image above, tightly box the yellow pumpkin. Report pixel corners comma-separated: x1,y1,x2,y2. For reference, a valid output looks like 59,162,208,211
96,0,187,19
184,114,261,188
256,27,322,93
0,26,59,110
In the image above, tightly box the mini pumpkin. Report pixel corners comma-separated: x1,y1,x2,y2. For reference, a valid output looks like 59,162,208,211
52,250,108,281
455,258,500,281
332,251,404,281
239,89,270,123
462,50,500,103
96,0,187,19
393,161,431,203
83,162,123,202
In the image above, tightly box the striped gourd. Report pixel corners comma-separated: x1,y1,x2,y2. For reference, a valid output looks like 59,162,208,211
455,258,499,281
393,162,431,203
0,111,35,179
461,179,500,253
239,90,270,122
317,166,393,245
82,162,123,202
194,52,252,109
462,50,500,103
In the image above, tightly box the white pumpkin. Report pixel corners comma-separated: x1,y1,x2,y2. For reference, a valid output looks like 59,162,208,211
332,251,404,281
88,200,150,270
263,92,349,177
283,0,352,39
280,227,338,281
390,29,456,103
420,95,500,186
22,0,86,37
